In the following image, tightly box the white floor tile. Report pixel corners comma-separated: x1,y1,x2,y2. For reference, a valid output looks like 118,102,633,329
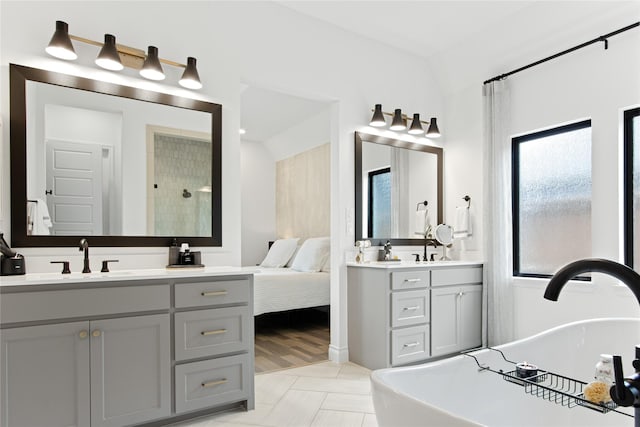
254,373,297,405
310,410,364,427
321,393,375,413
292,376,371,395
263,389,326,427
336,363,371,380
282,362,341,378
362,413,379,427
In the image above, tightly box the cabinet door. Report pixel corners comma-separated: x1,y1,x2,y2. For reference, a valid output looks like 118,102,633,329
459,284,483,351
1,322,90,427
90,314,170,427
430,287,460,357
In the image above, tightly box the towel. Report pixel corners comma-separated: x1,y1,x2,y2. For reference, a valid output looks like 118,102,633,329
453,206,472,239
414,208,432,237
32,198,53,235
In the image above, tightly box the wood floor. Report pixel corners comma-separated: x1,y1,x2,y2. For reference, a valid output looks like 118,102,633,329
254,308,330,373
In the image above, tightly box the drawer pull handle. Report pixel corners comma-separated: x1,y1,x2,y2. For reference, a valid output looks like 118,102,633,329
201,379,227,388
404,278,421,283
201,329,227,336
403,342,420,348
92,330,101,338
78,330,89,339
402,306,420,311
201,290,228,297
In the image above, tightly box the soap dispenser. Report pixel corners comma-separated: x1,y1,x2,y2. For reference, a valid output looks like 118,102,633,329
179,243,194,265
168,238,179,266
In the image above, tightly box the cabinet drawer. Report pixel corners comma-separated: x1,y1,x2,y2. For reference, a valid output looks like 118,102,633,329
175,353,252,414
175,306,251,361
175,278,250,308
391,324,430,366
0,285,170,324
391,290,429,328
391,271,430,290
431,267,482,287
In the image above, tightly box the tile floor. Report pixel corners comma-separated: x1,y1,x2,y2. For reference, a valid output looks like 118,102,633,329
176,362,378,427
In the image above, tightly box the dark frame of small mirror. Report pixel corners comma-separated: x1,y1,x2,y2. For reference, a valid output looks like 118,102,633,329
9,63,222,247
354,131,443,246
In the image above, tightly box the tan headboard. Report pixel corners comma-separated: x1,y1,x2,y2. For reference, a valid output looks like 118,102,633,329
276,143,330,240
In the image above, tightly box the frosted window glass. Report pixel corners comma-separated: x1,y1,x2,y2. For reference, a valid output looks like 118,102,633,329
371,171,391,237
517,125,592,275
632,116,640,269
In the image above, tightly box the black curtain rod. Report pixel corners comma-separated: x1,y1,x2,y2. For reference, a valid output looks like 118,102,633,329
484,21,639,85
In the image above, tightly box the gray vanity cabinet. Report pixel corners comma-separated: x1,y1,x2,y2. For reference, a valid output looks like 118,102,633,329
347,263,483,370
430,284,482,357
0,313,170,427
0,322,91,427
90,314,171,427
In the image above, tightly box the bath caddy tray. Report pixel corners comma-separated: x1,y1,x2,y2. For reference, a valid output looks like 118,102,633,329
462,348,632,418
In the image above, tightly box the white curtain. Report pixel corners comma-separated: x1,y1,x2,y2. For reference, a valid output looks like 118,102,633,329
483,79,514,346
390,148,410,237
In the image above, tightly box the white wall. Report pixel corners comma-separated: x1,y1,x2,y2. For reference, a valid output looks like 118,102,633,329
0,1,443,362
240,141,276,267
443,17,640,339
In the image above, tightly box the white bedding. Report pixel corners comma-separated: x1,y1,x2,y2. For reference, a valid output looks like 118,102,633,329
243,267,330,316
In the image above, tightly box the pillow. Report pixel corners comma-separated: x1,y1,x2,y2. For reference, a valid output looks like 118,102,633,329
291,237,330,272
321,255,331,272
285,244,301,268
260,238,299,268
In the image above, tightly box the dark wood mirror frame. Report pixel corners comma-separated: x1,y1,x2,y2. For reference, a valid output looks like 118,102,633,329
355,131,443,246
9,64,222,247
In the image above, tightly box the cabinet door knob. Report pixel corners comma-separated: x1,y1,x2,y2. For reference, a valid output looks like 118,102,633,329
92,330,102,338
78,330,89,339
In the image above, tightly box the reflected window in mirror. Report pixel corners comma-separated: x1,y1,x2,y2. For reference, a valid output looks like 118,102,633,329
10,64,221,247
355,132,443,246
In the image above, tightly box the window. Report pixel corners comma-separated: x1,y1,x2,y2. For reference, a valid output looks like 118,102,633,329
624,107,640,269
512,120,592,278
368,167,391,237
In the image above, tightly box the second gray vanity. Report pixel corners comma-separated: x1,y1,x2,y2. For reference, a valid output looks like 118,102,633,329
347,261,483,370
0,268,253,427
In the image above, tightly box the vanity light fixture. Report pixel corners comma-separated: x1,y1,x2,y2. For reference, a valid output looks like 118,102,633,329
95,34,123,71
369,104,386,127
389,109,407,131
45,20,77,60
426,118,441,138
45,20,203,89
369,104,441,137
140,46,165,81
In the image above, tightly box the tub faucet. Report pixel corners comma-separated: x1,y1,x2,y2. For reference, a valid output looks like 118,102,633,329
543,258,640,423
79,238,90,273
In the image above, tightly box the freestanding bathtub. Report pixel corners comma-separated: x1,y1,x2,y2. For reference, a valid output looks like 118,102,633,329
371,318,639,426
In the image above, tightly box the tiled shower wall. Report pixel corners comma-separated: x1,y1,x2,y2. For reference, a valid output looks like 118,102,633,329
153,134,212,236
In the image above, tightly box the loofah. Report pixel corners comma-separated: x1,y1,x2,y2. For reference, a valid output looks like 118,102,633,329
584,381,611,403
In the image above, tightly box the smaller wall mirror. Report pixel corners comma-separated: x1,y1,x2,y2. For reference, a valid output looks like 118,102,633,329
355,132,443,246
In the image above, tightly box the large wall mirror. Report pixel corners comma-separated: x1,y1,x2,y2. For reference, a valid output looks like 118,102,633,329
355,132,443,246
9,64,222,247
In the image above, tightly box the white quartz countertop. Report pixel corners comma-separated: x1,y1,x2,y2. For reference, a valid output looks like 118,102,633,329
0,266,248,288
346,260,483,269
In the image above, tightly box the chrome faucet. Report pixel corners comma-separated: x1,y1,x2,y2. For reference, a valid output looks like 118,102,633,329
544,258,640,421
79,238,90,273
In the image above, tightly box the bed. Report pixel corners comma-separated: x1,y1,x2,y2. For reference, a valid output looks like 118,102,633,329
244,236,331,316
245,266,330,316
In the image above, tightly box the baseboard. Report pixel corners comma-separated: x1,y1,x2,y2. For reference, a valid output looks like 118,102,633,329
328,344,349,363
